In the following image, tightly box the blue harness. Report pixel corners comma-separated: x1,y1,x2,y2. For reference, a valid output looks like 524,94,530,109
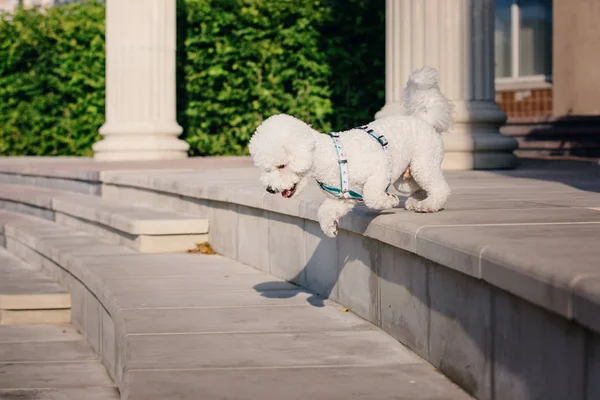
316,125,391,201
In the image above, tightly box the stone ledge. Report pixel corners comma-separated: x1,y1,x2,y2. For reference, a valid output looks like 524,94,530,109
0,247,71,324
97,165,600,332
0,183,209,253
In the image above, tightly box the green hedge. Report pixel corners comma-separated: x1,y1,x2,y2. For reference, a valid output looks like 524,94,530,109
0,1,105,156
0,0,384,157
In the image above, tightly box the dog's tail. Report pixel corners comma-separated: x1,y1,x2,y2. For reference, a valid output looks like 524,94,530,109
400,67,454,134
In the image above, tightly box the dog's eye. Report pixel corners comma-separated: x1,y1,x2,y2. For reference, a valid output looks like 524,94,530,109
276,165,286,169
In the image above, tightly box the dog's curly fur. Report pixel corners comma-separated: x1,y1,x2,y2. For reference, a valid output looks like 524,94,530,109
249,67,454,238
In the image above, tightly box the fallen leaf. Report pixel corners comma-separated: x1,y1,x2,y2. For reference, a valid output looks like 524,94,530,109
188,242,217,255
340,308,349,312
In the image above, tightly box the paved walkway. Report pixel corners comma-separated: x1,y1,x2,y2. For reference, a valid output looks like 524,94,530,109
0,324,119,399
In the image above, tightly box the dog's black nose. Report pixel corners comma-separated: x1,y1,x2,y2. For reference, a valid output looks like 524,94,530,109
266,186,276,194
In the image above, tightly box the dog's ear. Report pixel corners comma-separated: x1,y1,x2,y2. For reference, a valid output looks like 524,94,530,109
284,127,316,173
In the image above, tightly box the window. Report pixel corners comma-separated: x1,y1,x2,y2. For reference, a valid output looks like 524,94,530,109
495,0,553,82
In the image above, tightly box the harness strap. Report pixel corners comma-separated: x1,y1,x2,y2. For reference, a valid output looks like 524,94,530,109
357,125,389,149
329,132,352,199
317,125,391,201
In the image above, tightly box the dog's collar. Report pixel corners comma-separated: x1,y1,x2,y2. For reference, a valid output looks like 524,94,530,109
316,125,391,201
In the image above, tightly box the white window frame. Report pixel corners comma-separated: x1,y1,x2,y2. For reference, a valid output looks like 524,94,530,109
495,0,552,92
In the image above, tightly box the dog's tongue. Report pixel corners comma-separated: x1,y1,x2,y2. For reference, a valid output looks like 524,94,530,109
281,189,291,198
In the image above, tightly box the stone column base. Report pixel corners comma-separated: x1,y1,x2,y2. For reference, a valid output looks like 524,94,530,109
93,136,189,161
442,137,518,170
377,100,518,170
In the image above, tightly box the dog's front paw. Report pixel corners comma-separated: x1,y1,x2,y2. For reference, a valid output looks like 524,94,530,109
388,194,400,208
413,199,442,213
405,196,418,211
320,220,339,238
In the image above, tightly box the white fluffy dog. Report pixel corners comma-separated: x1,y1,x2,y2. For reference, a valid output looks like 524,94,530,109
248,67,453,238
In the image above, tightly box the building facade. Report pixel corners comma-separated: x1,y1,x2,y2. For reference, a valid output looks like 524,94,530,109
495,0,600,158
494,0,552,119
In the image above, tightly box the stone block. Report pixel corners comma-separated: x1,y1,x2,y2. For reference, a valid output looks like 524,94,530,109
86,291,103,354
45,239,135,259
480,224,600,317
207,201,238,258
237,206,269,272
262,193,301,219
102,183,208,217
0,324,82,342
233,186,266,210
80,253,256,279
338,203,379,235
427,263,492,400
572,275,600,334
0,200,54,221
336,231,380,324
587,333,600,400
112,287,313,310
304,220,339,299
135,233,208,253
105,274,296,295
364,212,417,253
1,388,119,400
55,212,132,245
0,309,71,325
379,243,429,358
0,339,96,362
102,307,120,384
0,292,71,310
0,361,114,389
0,173,100,194
416,226,482,278
117,304,371,336
52,197,209,235
268,212,307,285
123,330,422,371
122,363,472,400
4,238,45,272
56,212,206,253
65,274,87,333
492,289,586,400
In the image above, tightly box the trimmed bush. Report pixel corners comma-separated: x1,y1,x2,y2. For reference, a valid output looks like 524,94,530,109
179,0,385,156
0,1,105,156
0,0,384,157
180,0,332,156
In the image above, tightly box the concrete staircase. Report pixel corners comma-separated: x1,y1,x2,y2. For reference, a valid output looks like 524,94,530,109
0,183,209,253
1,157,599,400
0,324,119,399
0,181,471,399
0,248,70,325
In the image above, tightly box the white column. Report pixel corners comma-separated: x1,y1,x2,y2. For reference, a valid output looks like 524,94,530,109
93,0,189,160
376,0,518,170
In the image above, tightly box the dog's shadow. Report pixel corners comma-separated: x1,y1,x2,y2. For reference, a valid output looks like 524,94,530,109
253,281,328,307
252,198,407,307
250,195,551,399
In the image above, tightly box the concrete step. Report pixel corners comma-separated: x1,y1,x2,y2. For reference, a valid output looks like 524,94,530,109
0,183,208,253
0,248,70,325
501,118,600,158
0,324,119,399
0,209,472,400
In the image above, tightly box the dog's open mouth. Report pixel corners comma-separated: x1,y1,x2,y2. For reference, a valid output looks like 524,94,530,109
281,184,297,198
